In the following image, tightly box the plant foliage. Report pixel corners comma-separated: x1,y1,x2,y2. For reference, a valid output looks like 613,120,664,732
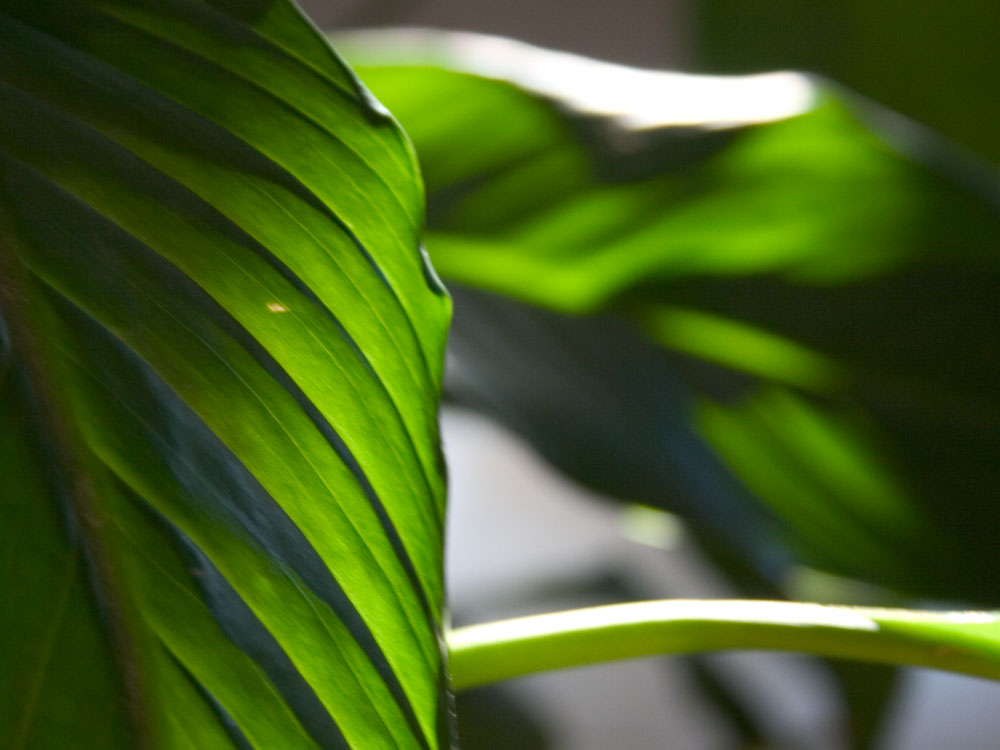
1,3,451,748
345,29,1000,604
4,10,1000,750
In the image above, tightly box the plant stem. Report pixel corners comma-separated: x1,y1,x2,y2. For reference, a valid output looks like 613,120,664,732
447,599,1000,691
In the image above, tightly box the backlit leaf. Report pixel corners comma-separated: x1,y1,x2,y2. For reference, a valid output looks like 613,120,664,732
345,30,1000,603
1,4,451,748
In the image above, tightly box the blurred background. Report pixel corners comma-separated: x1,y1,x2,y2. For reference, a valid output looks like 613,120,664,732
303,2,999,747
301,0,999,163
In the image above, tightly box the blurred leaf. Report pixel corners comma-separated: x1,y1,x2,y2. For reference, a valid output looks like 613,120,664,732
699,0,1000,164
455,687,550,750
1,3,450,748
827,661,899,749
344,30,1000,603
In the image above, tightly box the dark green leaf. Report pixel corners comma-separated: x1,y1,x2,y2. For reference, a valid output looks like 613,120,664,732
344,30,1000,603
699,0,1000,164
1,4,450,748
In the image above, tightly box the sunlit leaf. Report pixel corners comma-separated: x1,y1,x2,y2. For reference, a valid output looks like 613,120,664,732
344,30,1000,603
1,4,450,748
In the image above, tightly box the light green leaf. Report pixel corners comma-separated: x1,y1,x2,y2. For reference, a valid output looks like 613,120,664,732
1,3,450,748
344,30,1000,603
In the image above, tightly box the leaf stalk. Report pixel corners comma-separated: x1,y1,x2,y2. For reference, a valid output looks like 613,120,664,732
447,599,1000,690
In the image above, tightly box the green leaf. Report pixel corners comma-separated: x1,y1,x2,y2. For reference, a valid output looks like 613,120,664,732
343,30,1000,603
1,4,450,748
699,0,1000,164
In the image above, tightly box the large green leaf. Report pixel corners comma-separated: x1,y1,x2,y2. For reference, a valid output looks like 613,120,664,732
1,4,450,748
343,30,1000,603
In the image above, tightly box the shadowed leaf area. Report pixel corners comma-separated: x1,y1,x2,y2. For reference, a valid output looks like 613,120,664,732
0,3,451,748
345,30,1000,605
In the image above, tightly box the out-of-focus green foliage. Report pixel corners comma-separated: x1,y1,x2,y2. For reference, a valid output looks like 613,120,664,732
700,0,1000,164
344,29,1000,604
0,4,450,748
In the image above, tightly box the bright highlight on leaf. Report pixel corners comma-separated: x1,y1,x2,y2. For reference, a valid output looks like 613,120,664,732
641,305,845,391
337,29,819,131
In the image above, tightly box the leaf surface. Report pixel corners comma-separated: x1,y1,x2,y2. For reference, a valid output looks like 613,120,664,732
1,4,451,748
344,30,1000,603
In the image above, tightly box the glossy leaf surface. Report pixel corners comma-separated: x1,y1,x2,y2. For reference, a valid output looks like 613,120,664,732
345,30,1000,603
1,4,450,748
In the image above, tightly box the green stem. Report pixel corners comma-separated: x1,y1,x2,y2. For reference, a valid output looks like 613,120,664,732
447,599,1000,691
